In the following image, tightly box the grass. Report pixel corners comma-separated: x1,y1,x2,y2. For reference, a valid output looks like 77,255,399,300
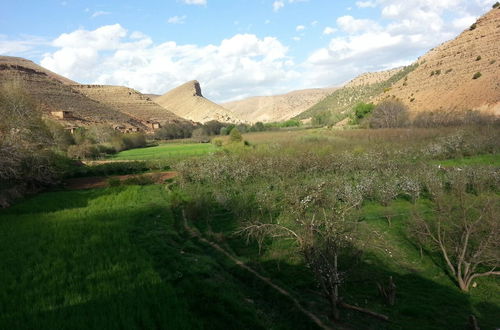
188,196,500,329
0,185,319,329
110,143,217,160
433,153,500,167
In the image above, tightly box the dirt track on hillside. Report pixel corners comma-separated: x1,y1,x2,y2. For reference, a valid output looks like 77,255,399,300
65,171,178,190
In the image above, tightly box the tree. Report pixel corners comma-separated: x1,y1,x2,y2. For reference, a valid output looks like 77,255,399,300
239,182,363,320
191,127,209,142
370,99,409,128
411,181,499,292
229,127,242,142
351,102,374,125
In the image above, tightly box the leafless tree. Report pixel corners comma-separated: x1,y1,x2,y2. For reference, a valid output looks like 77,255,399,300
370,99,409,128
411,187,500,291
239,182,362,320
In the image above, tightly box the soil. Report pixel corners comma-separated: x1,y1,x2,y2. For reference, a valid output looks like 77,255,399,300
64,171,178,190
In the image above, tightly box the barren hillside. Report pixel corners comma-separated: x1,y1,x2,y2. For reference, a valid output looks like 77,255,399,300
0,56,76,85
378,8,500,115
154,80,242,123
223,87,337,123
0,56,145,129
345,67,403,88
73,85,187,125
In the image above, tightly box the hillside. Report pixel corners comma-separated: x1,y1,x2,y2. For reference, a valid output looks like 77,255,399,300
0,56,145,129
377,8,500,115
294,66,416,121
73,85,188,126
154,80,242,124
222,87,337,123
0,56,76,85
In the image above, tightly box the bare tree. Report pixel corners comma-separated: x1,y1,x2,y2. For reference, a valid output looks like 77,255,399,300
370,99,409,128
239,182,362,320
411,187,500,291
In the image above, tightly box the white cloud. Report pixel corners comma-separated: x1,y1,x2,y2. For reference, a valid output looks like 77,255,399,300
0,35,47,56
336,15,380,34
40,25,299,102
302,0,491,87
356,1,376,8
322,27,337,35
273,1,284,12
91,11,110,18
296,25,305,31
311,20,318,26
292,36,301,41
182,0,206,5
167,15,187,24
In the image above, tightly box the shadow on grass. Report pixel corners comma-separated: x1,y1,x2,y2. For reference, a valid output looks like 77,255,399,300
180,200,500,330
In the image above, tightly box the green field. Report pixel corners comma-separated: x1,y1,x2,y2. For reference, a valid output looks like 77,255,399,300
110,143,217,160
0,185,316,329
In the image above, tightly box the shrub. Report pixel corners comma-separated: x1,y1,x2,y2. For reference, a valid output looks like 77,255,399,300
370,99,409,128
472,72,482,79
469,23,477,30
350,102,375,125
475,55,481,61
67,143,100,160
229,128,243,143
211,138,223,147
493,2,499,8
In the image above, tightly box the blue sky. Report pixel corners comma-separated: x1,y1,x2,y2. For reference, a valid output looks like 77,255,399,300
0,0,493,102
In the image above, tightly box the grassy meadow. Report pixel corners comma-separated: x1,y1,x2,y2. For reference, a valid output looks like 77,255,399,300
110,142,217,160
1,126,499,329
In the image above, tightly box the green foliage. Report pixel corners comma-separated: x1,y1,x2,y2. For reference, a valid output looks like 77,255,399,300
229,127,243,142
472,72,482,79
475,55,481,61
350,102,375,125
469,22,477,30
493,2,499,8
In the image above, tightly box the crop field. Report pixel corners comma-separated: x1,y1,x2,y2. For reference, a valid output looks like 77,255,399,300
1,126,499,329
110,143,217,160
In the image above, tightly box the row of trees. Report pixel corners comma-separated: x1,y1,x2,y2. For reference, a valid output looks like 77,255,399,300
178,132,500,322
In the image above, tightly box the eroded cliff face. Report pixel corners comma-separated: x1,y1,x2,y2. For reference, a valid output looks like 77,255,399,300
73,85,187,125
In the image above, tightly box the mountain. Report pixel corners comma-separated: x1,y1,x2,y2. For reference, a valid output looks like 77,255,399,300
73,85,187,126
0,56,76,85
0,56,146,129
376,8,500,115
222,87,338,123
154,80,242,123
294,66,416,121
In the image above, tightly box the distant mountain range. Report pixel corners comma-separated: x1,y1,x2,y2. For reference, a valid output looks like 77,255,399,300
1,7,498,130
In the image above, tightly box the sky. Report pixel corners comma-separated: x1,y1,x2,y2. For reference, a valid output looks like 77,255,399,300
0,0,494,102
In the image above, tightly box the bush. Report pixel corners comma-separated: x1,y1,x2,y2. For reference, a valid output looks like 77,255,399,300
469,23,477,30
67,143,100,160
493,2,499,8
229,128,243,143
370,99,409,128
350,102,374,125
476,55,481,61
472,72,482,79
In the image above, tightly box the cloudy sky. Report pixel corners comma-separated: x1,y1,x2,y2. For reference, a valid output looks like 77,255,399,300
0,0,493,102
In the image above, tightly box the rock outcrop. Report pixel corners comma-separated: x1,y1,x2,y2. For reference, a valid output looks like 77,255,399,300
154,81,242,123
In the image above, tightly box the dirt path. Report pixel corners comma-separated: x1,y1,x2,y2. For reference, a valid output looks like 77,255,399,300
65,171,178,190
181,209,336,330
